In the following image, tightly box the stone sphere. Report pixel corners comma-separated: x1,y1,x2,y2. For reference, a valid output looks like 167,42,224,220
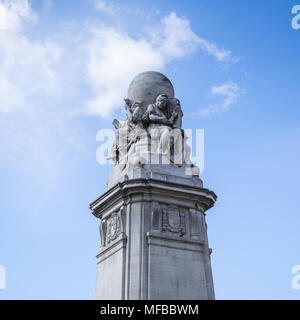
127,71,175,107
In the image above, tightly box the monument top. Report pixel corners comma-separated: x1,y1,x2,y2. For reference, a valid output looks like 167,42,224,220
107,70,201,188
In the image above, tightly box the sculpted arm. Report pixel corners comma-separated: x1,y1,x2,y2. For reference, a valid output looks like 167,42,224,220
147,105,168,123
149,114,166,121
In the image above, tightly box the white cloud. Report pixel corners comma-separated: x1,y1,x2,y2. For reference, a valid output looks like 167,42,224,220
197,38,232,62
85,12,235,117
0,0,37,32
150,12,232,63
85,27,163,117
199,81,240,116
0,3,235,118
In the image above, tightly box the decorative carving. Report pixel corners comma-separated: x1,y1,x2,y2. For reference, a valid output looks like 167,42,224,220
106,71,201,176
124,99,144,130
106,213,120,243
99,219,107,247
106,207,124,244
144,94,174,128
151,202,161,229
169,98,183,129
162,208,168,231
162,205,186,236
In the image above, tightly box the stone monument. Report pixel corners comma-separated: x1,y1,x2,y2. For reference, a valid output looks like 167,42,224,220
90,71,217,300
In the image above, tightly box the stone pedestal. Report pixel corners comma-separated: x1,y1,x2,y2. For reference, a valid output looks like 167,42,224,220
90,166,216,300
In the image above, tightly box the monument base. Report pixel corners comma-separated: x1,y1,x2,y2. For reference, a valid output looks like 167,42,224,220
90,172,216,300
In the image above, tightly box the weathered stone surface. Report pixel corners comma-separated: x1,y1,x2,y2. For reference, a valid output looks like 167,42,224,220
90,71,216,300
90,178,216,300
127,71,175,108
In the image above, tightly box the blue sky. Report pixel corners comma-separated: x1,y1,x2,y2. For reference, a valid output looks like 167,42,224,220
0,0,300,299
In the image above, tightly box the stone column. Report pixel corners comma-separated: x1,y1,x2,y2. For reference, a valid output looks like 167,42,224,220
90,173,216,300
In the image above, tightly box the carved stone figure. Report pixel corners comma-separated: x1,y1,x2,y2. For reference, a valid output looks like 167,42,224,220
108,99,143,165
106,71,201,186
168,98,183,129
108,120,131,165
144,94,173,127
143,94,174,157
124,99,144,130
108,92,197,169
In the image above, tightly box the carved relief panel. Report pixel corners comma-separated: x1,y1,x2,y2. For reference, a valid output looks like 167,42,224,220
151,202,186,236
99,206,125,248
107,212,121,243
162,205,186,236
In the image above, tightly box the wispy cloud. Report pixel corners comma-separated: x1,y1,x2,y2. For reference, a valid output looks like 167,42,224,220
199,81,241,116
149,12,233,63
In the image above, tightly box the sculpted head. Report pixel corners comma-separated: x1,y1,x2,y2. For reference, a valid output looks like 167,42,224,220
156,94,168,110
